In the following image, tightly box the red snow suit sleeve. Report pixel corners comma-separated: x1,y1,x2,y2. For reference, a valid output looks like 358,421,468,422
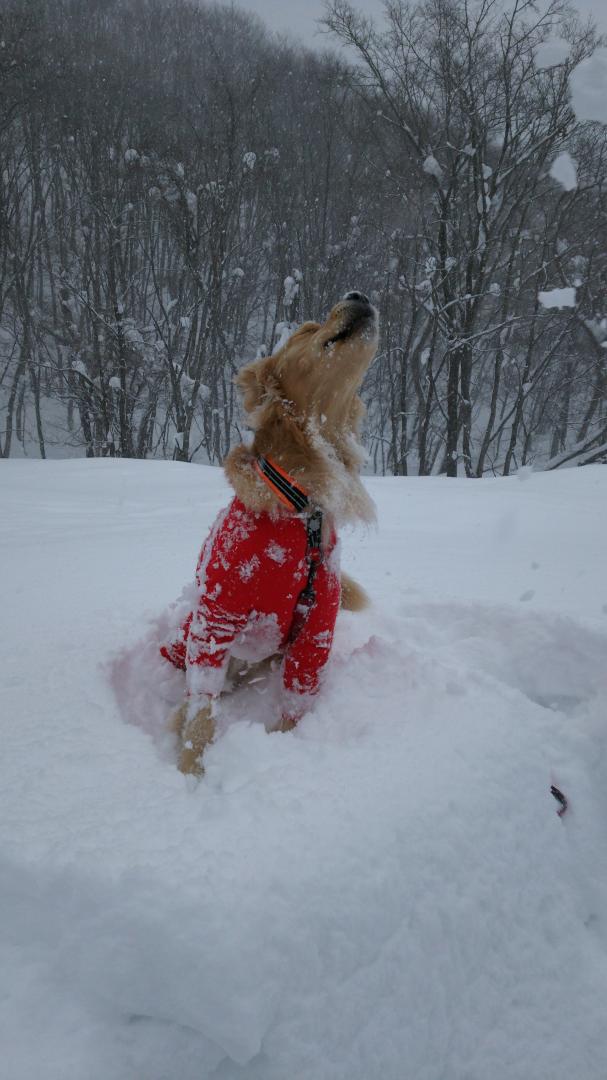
281,542,341,717
185,591,249,700
183,503,253,700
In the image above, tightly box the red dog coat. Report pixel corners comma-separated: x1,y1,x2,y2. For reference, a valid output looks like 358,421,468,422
161,497,340,715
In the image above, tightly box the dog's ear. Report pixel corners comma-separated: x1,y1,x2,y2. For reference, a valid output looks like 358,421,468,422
235,356,278,417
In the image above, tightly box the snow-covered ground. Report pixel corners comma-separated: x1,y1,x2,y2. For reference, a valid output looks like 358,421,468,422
1,459,607,1080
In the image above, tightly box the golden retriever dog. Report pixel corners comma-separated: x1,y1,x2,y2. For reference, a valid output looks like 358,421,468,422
164,291,379,774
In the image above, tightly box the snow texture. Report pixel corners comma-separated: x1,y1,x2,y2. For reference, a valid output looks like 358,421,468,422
422,154,443,180
272,321,298,353
550,151,577,191
535,34,607,125
539,286,576,309
282,275,299,307
1,460,607,1080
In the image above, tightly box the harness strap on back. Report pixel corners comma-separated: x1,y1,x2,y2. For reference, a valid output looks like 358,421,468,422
253,455,324,642
288,507,324,642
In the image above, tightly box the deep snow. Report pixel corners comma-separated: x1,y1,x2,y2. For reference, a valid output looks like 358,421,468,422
1,459,607,1080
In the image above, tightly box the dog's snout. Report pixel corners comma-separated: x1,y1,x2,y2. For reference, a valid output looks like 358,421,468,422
344,290,370,304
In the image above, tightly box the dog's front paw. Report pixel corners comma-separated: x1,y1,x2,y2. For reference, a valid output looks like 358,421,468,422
172,701,216,776
275,712,300,733
169,702,188,738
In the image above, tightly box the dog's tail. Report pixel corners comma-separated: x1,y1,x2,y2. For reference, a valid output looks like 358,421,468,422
340,571,370,612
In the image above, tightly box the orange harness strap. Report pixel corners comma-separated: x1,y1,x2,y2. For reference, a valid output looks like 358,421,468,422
253,455,310,512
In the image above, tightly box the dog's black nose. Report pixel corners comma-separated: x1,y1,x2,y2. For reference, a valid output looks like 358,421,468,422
344,290,370,304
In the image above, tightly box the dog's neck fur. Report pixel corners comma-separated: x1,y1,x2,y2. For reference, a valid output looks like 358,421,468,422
224,415,375,526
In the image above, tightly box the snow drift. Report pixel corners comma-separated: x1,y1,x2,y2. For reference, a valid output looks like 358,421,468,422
1,460,607,1079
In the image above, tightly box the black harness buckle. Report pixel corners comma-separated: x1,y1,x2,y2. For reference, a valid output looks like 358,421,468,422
288,507,324,642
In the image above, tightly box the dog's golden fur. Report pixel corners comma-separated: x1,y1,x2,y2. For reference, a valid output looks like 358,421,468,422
224,297,378,526
175,294,378,774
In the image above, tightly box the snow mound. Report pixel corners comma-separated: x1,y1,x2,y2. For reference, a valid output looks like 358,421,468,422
1,460,607,1079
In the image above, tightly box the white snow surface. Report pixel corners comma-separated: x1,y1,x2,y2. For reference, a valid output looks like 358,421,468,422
539,286,576,309
1,459,607,1080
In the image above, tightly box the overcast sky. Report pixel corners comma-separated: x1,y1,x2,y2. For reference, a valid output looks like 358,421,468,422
234,0,383,45
236,0,607,44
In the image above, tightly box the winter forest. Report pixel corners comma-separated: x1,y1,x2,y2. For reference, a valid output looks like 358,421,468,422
1,0,606,475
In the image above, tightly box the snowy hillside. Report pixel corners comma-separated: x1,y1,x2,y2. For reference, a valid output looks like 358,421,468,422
1,459,607,1080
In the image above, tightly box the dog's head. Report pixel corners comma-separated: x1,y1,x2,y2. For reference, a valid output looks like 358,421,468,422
237,292,378,435
227,292,379,522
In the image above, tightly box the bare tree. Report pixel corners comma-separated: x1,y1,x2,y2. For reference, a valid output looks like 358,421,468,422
1,0,605,476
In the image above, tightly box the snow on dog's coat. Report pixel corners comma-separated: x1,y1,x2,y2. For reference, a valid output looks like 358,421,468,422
161,498,341,701
162,292,379,773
